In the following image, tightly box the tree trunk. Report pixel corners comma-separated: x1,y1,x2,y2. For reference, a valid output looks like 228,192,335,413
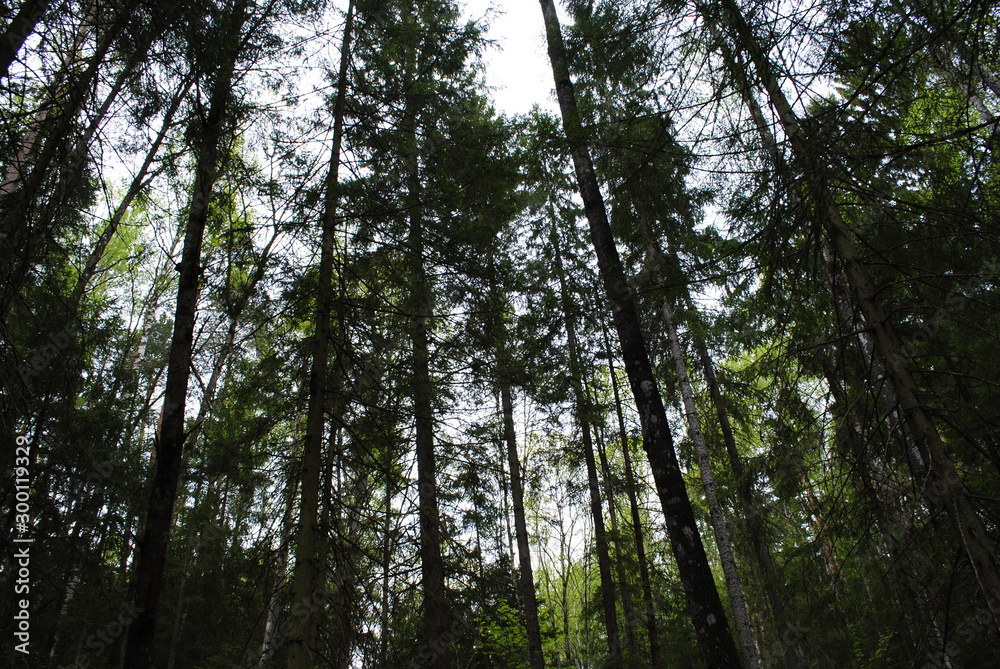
713,0,1000,630
400,44,451,667
551,219,622,663
593,423,639,660
165,480,205,669
0,3,126,322
501,379,546,669
408,140,451,669
379,448,395,669
602,322,663,669
537,1,743,664
685,296,802,668
662,299,761,669
0,0,52,79
285,2,354,666
121,3,245,664
260,438,299,668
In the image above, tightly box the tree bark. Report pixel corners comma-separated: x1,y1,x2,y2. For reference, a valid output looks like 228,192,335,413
551,219,622,663
398,22,451,662
0,15,118,323
501,379,546,669
662,299,761,669
712,0,1000,630
0,0,51,79
260,439,299,668
685,295,802,669
602,322,663,669
593,423,639,660
537,1,743,664
121,3,245,664
285,2,354,666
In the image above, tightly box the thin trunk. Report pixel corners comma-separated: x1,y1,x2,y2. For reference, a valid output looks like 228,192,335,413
822,358,933,663
379,451,394,669
551,220,622,663
121,4,245,664
45,504,92,666
399,34,450,663
166,480,205,669
408,137,450,669
593,424,639,660
325,432,365,669
602,322,662,668
537,1,742,664
501,379,546,669
260,440,300,667
685,293,801,669
285,2,354,666
71,75,194,305
165,222,277,664
41,30,157,237
0,8,123,321
820,240,926,486
662,299,761,669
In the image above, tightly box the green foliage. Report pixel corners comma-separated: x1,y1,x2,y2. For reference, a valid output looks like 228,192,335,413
5,0,1000,667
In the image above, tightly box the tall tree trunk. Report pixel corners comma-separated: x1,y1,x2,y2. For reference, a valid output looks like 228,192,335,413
601,322,663,669
537,1,743,664
121,3,245,664
260,439,299,668
379,446,395,669
324,429,366,669
551,220,622,663
712,0,1000,630
165,479,205,669
501,378,546,669
398,28,451,662
285,2,354,666
822,358,936,664
408,135,451,669
0,5,124,322
661,299,761,669
593,423,639,660
684,292,802,669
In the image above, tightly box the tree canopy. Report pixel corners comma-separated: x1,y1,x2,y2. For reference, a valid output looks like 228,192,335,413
2,0,999,667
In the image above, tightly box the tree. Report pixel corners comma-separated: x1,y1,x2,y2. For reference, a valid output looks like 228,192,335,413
123,1,255,663
536,0,743,665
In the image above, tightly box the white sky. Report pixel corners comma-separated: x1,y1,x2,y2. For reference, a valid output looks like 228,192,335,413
460,0,559,116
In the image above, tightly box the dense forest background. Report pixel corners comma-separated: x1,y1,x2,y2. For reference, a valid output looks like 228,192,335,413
2,0,999,666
